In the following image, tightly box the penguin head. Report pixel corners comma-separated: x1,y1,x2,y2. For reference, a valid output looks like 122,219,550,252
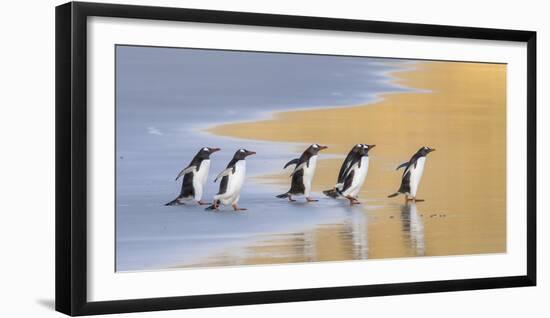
306,144,328,155
234,148,256,160
417,146,436,156
197,147,221,159
351,144,364,153
362,144,376,155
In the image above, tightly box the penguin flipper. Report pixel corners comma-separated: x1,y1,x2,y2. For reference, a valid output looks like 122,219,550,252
175,165,197,181
396,162,409,170
341,170,355,193
290,162,306,177
283,158,300,169
343,163,359,179
276,193,290,199
214,168,233,182
399,171,412,194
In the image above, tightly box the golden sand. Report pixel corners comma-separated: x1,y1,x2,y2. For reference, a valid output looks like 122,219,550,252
198,61,506,265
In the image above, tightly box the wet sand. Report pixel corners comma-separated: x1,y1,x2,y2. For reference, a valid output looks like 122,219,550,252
199,61,506,265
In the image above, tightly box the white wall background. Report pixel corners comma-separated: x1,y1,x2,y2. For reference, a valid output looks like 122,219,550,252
0,0,545,317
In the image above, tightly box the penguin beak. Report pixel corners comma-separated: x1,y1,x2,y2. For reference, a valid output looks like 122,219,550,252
245,150,256,156
429,148,436,152
369,144,376,149
319,145,328,150
209,147,221,153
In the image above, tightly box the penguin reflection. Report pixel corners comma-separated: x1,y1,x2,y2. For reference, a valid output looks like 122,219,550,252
388,146,435,202
400,201,425,256
205,149,256,211
165,147,220,206
276,144,328,202
342,209,369,259
323,144,375,206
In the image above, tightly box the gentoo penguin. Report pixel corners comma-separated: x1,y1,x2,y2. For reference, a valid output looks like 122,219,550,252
276,144,328,202
323,144,375,205
323,144,366,199
205,149,256,211
165,147,220,206
388,146,435,201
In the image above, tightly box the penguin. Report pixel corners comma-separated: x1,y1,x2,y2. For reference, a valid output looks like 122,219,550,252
205,149,256,211
323,144,376,205
165,147,220,206
276,144,328,202
323,144,366,199
388,146,435,201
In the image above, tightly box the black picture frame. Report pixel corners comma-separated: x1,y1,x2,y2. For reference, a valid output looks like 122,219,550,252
55,1,536,316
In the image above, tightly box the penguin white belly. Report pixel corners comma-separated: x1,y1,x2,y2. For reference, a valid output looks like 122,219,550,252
410,157,425,197
219,161,246,204
302,155,318,197
343,157,369,197
192,159,210,201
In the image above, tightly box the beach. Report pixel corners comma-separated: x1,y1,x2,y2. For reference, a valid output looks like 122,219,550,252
203,61,507,264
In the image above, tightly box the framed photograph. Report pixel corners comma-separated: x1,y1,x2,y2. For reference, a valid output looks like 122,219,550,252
55,1,536,316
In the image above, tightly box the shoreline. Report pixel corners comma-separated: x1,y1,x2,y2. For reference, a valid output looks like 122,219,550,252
198,62,418,140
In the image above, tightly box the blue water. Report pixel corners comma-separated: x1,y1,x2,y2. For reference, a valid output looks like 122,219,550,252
115,45,414,271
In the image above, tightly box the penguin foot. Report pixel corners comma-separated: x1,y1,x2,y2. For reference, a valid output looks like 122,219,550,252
165,198,185,206
197,200,210,205
323,189,340,198
345,196,361,206
232,204,247,211
204,200,220,211
306,197,318,202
